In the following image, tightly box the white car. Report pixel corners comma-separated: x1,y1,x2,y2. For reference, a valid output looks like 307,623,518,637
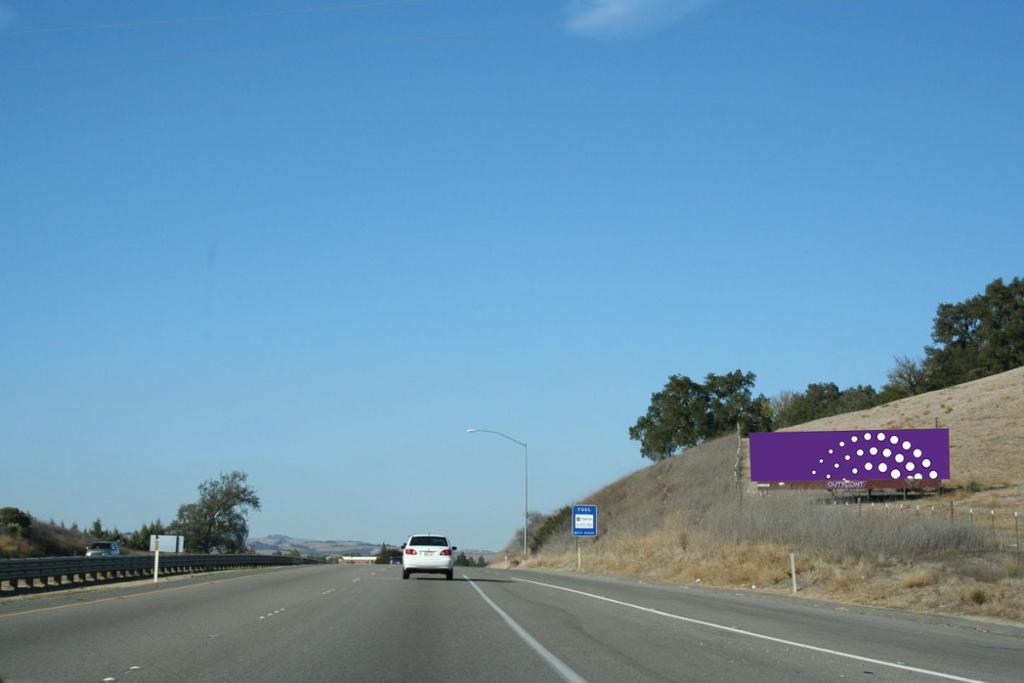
401,534,456,580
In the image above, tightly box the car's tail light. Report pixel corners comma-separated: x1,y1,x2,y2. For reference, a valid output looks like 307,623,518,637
440,548,452,556
405,548,417,555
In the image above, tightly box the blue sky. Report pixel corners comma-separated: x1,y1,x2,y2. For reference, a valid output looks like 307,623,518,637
2,0,1021,551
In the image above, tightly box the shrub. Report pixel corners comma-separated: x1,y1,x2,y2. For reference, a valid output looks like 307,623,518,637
965,588,988,605
530,506,571,554
0,507,32,538
901,570,937,589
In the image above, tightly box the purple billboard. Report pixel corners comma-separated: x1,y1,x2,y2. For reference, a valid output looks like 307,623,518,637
749,429,950,484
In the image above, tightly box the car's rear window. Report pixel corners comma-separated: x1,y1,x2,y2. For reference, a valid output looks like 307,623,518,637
409,536,448,546
89,542,112,549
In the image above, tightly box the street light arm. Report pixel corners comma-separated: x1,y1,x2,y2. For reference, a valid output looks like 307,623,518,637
465,428,527,448
466,426,530,558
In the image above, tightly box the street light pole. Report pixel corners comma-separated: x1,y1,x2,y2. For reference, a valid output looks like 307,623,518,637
466,428,529,558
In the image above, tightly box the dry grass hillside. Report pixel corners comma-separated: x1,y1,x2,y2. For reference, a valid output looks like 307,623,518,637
518,368,1024,622
780,365,1024,494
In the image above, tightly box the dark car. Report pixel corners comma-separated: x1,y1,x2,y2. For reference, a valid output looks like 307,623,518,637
85,541,120,557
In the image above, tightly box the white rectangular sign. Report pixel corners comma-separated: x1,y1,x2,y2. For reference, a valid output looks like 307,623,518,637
149,535,185,552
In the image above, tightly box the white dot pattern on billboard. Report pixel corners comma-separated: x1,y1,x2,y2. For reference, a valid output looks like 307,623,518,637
808,432,938,482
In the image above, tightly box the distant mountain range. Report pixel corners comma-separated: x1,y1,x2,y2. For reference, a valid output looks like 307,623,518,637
248,534,494,559
247,535,380,557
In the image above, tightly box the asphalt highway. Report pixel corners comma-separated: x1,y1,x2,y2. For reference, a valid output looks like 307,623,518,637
0,564,1020,682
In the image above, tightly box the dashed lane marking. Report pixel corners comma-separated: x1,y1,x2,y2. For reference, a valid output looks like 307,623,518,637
465,575,589,683
259,607,286,621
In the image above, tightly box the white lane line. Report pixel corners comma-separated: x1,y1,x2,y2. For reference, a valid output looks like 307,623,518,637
352,578,360,583
464,575,589,683
512,577,988,683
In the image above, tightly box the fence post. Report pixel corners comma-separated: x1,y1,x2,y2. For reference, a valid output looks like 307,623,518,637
734,422,741,483
991,510,997,547
949,500,954,526
1015,512,1020,563
969,509,974,527
789,552,797,595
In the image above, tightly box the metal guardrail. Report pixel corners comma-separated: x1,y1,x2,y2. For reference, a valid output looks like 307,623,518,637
0,554,320,593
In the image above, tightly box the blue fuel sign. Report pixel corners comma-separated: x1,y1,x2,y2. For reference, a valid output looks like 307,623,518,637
572,504,597,537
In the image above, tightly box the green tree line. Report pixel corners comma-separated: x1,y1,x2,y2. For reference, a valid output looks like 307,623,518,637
3,470,262,557
630,276,1024,461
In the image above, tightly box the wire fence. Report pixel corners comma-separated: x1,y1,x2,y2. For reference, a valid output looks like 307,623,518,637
827,498,1022,553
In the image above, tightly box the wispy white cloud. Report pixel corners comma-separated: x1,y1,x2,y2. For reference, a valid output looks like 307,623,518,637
565,0,715,39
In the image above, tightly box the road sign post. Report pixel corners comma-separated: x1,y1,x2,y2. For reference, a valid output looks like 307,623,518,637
572,505,597,571
150,535,185,584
